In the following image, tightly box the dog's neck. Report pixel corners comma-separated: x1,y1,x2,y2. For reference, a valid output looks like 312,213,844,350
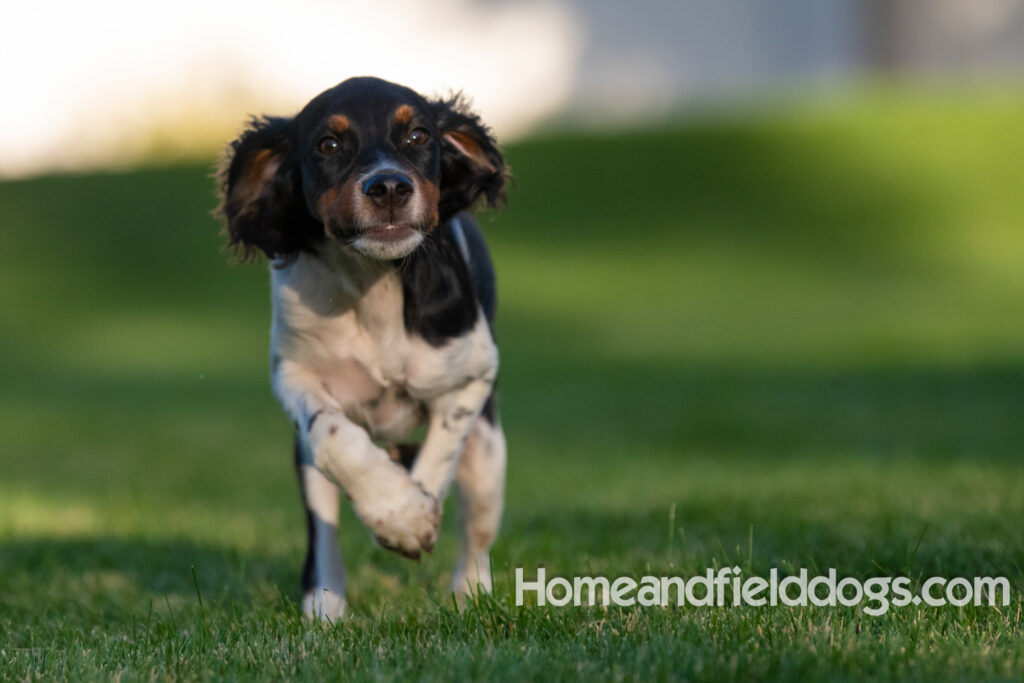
314,241,395,298
271,240,405,330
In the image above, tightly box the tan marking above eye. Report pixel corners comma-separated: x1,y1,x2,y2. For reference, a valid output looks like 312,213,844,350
394,104,415,124
328,114,350,132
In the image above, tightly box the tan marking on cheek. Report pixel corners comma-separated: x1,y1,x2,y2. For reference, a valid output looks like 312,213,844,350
394,104,414,124
421,180,440,230
328,114,350,133
337,177,363,228
317,187,340,224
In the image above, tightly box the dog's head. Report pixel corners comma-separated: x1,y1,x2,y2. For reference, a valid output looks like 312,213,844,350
218,77,505,261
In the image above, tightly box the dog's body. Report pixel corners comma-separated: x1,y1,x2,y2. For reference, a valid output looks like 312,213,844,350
218,77,507,620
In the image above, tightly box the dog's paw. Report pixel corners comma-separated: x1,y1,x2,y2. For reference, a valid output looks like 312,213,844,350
359,480,441,560
302,587,347,623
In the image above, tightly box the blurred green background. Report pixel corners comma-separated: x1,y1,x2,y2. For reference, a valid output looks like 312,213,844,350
1,91,1023,679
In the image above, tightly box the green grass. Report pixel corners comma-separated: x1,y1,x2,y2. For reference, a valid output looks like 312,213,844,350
2,90,1024,680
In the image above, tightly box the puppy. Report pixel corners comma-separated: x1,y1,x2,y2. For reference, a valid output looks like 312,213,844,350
218,77,507,620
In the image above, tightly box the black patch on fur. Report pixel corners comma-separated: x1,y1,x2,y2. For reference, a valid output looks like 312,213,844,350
452,406,475,420
294,436,316,592
457,214,497,325
391,443,421,470
399,219,480,346
481,389,497,425
306,410,323,432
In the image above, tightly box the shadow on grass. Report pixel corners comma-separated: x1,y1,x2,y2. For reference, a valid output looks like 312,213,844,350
498,353,1024,462
0,536,295,639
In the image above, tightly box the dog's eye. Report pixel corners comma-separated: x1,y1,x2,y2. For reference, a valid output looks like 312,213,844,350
403,128,430,148
318,137,341,155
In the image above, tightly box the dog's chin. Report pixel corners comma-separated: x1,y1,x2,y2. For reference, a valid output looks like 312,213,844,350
347,224,425,260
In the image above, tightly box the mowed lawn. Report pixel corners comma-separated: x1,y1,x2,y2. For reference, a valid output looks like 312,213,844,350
1,92,1023,680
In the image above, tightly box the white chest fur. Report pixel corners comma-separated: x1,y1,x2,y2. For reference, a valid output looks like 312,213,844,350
268,251,497,443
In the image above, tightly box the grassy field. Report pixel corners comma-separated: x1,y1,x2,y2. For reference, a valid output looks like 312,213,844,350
1,91,1023,680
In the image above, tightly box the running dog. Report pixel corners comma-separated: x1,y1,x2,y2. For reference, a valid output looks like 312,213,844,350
217,77,507,620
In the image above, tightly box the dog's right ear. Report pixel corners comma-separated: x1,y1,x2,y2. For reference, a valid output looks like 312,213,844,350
217,116,317,261
429,95,507,221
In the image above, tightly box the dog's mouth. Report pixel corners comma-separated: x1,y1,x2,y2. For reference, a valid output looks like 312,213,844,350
362,223,418,242
326,221,421,244
340,222,425,260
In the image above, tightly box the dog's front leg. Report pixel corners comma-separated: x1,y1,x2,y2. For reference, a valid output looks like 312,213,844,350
277,368,441,560
409,378,502,602
307,411,441,558
410,377,496,499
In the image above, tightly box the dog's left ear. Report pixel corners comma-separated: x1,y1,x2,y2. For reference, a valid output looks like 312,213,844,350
430,95,507,220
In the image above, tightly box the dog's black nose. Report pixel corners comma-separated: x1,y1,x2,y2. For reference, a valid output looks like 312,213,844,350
362,173,414,208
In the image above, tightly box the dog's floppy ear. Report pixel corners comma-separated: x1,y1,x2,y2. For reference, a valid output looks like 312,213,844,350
430,95,507,220
217,116,318,260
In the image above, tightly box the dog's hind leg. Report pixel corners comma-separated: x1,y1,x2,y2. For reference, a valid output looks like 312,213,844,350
294,436,348,621
451,398,506,602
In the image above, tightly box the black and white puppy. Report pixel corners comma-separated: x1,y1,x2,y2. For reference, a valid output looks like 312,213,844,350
218,77,507,620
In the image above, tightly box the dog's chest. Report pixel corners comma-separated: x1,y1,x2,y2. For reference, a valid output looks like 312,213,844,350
271,257,492,440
